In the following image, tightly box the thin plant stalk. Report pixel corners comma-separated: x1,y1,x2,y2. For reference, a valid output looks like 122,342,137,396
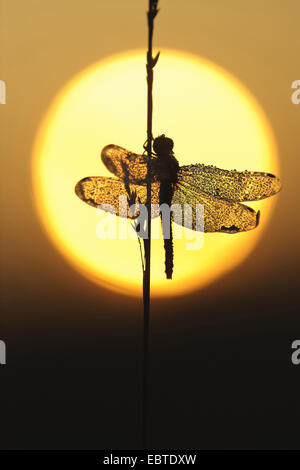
142,0,160,450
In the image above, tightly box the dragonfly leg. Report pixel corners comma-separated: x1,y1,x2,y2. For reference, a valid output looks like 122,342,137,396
142,136,154,154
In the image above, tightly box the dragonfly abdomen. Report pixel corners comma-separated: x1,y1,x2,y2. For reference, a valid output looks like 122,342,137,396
159,180,175,279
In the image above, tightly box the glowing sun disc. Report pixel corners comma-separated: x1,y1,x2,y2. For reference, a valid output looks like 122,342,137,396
32,49,279,297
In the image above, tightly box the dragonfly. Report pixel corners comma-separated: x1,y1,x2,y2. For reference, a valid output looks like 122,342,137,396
75,135,282,279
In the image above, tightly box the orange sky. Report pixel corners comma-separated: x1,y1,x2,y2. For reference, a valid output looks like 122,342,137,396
1,0,299,314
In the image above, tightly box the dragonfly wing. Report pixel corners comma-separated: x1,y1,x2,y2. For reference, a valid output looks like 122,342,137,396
101,145,158,185
172,181,259,233
75,176,160,218
178,164,281,201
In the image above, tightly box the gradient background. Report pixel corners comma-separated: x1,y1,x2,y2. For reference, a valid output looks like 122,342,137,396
0,0,299,450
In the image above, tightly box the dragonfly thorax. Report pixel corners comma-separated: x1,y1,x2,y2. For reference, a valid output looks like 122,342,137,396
152,135,179,184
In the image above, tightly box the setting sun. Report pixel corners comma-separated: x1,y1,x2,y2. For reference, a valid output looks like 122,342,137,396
32,49,279,297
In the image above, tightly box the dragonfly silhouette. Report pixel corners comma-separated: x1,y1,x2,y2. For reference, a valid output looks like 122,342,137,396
75,134,281,279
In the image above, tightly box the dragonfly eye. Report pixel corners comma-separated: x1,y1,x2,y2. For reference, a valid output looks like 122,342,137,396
153,134,174,156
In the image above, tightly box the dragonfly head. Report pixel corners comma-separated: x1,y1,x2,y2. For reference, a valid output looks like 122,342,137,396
153,134,174,157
